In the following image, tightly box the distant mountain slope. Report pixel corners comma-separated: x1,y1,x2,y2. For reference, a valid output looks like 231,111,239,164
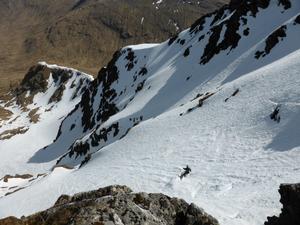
0,1,300,225
0,0,228,93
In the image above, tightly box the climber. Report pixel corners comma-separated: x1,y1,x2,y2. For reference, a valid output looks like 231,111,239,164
179,165,191,180
270,105,281,123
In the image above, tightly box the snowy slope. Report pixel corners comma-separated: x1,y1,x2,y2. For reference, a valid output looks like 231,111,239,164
0,0,300,225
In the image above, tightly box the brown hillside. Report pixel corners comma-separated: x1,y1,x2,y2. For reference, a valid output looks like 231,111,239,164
0,0,228,93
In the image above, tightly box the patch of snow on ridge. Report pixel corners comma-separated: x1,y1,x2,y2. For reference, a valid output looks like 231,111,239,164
38,61,94,80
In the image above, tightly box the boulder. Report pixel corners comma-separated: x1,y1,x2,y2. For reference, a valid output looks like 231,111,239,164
265,183,300,225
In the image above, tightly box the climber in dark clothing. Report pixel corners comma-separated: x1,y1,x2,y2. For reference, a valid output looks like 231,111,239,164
179,165,191,180
270,105,281,123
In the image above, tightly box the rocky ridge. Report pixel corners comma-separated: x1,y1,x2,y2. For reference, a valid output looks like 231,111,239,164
0,185,219,225
0,62,93,141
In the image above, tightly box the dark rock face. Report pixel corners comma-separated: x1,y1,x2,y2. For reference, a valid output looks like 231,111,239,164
17,65,72,97
0,185,219,225
16,64,50,95
183,47,191,57
294,15,300,24
168,34,179,45
229,0,240,8
48,85,66,104
265,183,300,225
125,48,136,71
13,63,88,108
200,0,270,64
81,50,122,133
255,25,287,59
12,64,51,108
277,0,291,10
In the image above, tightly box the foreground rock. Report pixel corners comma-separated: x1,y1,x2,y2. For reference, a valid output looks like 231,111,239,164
0,185,219,225
265,183,300,225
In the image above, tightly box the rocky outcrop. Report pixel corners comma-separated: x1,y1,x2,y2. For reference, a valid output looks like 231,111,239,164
255,25,287,59
189,0,273,65
199,0,270,64
294,15,300,24
0,185,219,225
0,107,12,121
1,174,33,182
10,62,92,110
17,64,50,95
265,183,300,225
0,173,46,198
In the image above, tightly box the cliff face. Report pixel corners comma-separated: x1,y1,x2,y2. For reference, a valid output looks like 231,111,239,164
265,183,300,225
0,185,219,225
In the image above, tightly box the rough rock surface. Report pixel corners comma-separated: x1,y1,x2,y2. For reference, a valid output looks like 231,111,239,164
0,185,219,225
265,183,300,225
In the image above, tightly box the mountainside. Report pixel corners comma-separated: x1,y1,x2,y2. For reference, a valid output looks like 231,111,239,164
0,0,300,225
0,0,227,93
40,0,300,168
